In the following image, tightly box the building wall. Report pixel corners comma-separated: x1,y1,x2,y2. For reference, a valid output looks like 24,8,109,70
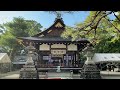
67,44,77,51
39,44,50,50
51,44,66,48
39,43,78,51
36,43,80,67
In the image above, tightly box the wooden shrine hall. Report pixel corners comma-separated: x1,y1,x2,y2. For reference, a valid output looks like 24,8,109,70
18,15,90,68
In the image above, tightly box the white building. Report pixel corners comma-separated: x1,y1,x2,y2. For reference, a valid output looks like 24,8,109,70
92,53,120,63
0,53,11,73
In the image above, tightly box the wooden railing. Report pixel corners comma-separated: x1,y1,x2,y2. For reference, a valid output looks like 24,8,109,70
35,64,75,68
37,68,82,70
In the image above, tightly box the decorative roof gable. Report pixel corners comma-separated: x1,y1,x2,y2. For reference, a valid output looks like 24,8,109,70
55,22,63,28
33,18,65,37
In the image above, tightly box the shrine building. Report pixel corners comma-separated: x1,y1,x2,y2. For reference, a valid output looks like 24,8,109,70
18,15,90,68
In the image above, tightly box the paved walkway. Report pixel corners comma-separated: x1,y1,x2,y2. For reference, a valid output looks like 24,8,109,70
2,71,120,79
0,71,80,79
0,70,20,79
0,74,19,79
47,72,80,79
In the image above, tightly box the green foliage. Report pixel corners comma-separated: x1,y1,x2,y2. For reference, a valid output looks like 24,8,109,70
4,17,42,37
0,17,42,60
62,11,120,53
61,26,86,41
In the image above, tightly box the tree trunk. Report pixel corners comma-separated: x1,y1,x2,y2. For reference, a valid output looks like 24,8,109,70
9,49,16,62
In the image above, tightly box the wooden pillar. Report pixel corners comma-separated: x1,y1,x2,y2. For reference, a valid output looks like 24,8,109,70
66,54,68,67
75,52,77,67
66,43,68,67
76,52,79,67
71,55,73,67
74,52,76,67
49,43,51,67
72,54,74,67
77,52,80,67
63,55,64,67
49,55,51,67
39,54,43,67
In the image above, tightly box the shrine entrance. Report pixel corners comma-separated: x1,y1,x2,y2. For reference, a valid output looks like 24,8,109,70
51,54,63,67
51,57,62,66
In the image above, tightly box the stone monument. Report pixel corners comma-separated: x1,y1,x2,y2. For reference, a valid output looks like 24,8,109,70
80,44,101,79
19,42,38,79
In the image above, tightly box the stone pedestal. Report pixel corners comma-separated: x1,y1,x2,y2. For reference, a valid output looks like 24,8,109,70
19,65,38,79
80,63,101,79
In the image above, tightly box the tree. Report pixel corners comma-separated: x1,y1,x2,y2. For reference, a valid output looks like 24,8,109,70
0,17,42,61
47,11,120,42
61,11,120,53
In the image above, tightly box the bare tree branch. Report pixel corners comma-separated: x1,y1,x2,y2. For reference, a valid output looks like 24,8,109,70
113,11,120,22
104,17,120,33
76,11,112,36
75,11,102,31
85,11,113,35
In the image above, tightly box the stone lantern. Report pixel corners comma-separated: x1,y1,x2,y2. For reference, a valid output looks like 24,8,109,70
19,42,38,79
80,44,101,79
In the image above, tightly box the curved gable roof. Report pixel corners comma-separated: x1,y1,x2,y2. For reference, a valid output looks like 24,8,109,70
33,18,65,37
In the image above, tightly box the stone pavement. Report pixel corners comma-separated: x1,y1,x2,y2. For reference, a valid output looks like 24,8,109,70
0,72,80,79
47,72,81,79
2,71,120,79
0,74,19,79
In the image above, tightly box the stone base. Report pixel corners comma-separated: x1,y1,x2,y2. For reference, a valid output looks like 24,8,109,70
80,64,101,79
56,70,61,72
19,65,38,79
56,66,61,72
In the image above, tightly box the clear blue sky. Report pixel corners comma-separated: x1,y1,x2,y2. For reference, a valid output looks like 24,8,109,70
0,11,116,30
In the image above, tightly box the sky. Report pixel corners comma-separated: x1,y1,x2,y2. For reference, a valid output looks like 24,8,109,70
0,11,116,30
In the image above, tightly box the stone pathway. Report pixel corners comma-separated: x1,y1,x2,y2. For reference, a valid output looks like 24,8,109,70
0,70,20,79
0,72,80,79
0,74,19,79
4,71,120,79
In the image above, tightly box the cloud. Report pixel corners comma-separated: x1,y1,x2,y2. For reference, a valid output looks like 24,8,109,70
0,11,33,24
0,16,12,24
114,12,119,15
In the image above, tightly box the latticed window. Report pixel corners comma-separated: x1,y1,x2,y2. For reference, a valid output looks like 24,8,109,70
43,56,49,60
64,56,72,60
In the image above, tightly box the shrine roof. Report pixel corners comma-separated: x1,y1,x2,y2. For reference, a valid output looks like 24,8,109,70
17,17,90,43
18,36,89,43
33,18,65,37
